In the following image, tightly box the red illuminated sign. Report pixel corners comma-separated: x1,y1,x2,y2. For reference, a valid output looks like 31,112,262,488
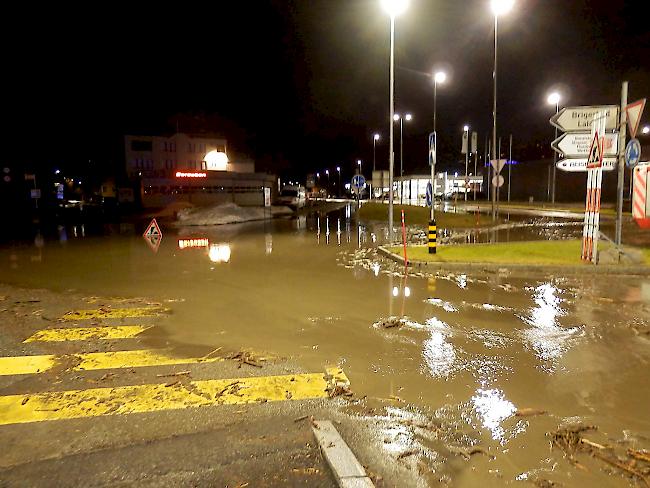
175,171,207,178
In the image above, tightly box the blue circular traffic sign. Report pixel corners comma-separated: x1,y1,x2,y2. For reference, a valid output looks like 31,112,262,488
625,138,641,168
351,174,366,189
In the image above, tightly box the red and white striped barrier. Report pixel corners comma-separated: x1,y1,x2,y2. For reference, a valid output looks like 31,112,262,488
633,163,650,229
582,168,603,262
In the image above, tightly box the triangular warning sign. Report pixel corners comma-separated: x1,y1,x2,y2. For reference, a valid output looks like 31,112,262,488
586,131,604,169
143,218,162,253
626,99,646,139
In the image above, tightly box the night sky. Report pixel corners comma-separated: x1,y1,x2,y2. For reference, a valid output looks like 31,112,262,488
2,0,648,180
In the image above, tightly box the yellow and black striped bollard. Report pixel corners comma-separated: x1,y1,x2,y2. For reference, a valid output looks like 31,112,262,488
428,219,437,254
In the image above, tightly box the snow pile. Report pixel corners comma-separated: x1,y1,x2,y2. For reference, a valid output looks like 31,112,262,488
175,203,292,226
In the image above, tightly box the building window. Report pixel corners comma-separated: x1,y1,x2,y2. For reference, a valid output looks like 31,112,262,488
131,140,152,151
170,142,176,152
163,142,168,152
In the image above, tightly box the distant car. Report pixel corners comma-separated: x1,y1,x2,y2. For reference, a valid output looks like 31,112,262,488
278,185,306,209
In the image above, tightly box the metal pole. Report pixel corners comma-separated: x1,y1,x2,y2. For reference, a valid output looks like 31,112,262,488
465,130,469,201
615,81,628,246
388,15,395,239
497,137,501,217
431,81,437,221
400,117,403,204
552,102,558,203
485,135,489,202
491,14,498,221
474,139,478,201
508,133,512,202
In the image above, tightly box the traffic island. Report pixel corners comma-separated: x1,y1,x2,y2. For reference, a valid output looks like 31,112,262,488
358,202,502,229
378,240,650,275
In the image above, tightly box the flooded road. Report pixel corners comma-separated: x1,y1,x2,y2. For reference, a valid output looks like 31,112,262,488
1,205,649,486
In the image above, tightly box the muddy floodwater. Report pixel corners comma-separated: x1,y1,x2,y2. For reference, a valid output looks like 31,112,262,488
1,205,649,487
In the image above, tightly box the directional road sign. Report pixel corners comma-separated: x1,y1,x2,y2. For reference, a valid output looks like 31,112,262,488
552,132,618,158
143,218,163,253
490,159,507,174
550,105,619,132
625,138,641,169
626,99,646,139
556,158,616,172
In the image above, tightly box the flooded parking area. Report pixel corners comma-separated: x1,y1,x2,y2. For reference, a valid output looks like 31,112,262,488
1,205,649,486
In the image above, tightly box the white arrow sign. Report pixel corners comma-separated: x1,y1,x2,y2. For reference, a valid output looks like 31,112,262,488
550,105,619,132
556,158,617,172
552,132,618,157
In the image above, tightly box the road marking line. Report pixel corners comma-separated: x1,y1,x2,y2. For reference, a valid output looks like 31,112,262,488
23,325,151,343
61,307,170,320
0,349,223,376
0,368,349,425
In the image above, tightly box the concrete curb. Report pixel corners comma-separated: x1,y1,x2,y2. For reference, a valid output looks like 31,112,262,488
377,246,650,276
312,420,375,488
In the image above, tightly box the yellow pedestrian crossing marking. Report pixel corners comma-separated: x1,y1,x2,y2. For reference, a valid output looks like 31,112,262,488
0,368,349,425
23,325,151,343
61,307,170,321
0,349,222,376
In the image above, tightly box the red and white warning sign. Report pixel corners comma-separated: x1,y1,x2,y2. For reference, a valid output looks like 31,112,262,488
626,99,646,139
582,132,604,263
633,163,650,229
143,218,163,253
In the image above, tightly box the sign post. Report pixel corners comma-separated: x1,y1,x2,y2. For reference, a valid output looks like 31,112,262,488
615,83,628,246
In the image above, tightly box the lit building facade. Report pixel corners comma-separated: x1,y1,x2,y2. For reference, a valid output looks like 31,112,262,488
124,133,275,208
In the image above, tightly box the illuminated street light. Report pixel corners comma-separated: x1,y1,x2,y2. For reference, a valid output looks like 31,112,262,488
405,113,412,121
547,91,561,203
490,0,514,221
643,126,650,135
434,71,446,84
374,133,380,141
382,0,409,238
463,125,470,132
491,0,514,16
381,0,409,17
393,113,400,121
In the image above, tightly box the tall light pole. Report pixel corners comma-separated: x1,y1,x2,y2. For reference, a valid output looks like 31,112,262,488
325,169,330,196
381,0,409,239
357,159,362,175
547,92,561,204
490,0,514,221
431,70,446,220
372,133,380,173
394,113,412,204
463,125,470,201
336,166,341,197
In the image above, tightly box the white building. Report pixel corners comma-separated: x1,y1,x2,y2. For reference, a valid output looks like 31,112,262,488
125,133,274,208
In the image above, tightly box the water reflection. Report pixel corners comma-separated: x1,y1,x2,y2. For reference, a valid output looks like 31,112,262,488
471,388,516,443
520,282,581,366
208,243,231,263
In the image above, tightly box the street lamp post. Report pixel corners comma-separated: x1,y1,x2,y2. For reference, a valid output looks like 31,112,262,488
372,133,380,200
325,169,330,196
381,0,409,240
394,113,412,204
336,166,341,197
463,125,470,201
490,0,514,221
431,71,446,221
547,92,561,204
